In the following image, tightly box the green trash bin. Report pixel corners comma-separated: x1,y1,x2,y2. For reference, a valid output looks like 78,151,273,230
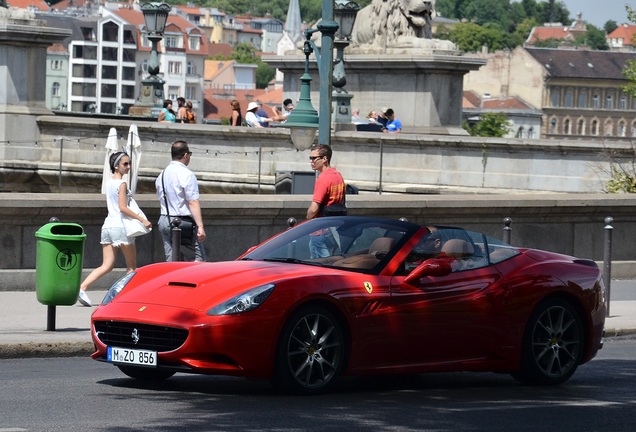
35,222,86,306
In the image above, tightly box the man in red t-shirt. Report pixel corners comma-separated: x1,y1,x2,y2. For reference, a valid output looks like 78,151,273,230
307,144,345,257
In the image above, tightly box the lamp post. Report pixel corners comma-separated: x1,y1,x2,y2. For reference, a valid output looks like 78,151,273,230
332,0,360,128
283,1,339,149
129,2,171,118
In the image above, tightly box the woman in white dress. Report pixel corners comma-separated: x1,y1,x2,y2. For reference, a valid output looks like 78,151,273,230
77,152,152,306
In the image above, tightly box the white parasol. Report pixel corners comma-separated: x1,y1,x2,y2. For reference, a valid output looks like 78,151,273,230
124,123,142,194
101,127,119,194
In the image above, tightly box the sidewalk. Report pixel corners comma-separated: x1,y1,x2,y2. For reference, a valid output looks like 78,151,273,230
0,288,635,359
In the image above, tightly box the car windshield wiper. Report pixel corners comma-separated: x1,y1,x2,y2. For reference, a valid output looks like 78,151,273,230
262,257,324,267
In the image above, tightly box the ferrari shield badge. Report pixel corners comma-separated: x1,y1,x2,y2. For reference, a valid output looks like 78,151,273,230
363,282,373,294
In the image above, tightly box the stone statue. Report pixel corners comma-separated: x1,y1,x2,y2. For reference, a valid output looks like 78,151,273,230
351,0,455,52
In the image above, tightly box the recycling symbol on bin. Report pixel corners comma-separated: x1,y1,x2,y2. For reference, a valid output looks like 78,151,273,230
56,249,78,271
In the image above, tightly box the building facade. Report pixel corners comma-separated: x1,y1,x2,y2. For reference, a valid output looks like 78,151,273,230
464,46,636,140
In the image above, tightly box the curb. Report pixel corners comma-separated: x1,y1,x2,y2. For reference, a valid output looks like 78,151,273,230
0,341,94,359
1,328,635,360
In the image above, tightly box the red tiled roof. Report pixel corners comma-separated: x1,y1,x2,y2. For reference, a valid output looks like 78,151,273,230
527,26,574,44
482,98,532,110
47,43,67,53
204,87,283,121
208,42,233,57
7,0,49,10
607,24,636,46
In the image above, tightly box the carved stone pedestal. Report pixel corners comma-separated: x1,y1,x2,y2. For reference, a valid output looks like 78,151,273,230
0,10,70,152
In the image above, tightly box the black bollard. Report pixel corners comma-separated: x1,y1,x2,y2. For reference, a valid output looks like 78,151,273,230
603,216,613,317
503,217,512,244
46,305,56,331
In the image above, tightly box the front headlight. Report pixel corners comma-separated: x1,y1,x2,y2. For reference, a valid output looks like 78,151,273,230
101,272,136,305
207,283,275,316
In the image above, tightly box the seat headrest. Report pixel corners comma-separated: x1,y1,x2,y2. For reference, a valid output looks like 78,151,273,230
369,237,395,257
441,239,474,258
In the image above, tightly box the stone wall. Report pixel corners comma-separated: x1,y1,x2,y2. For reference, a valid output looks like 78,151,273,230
2,192,635,291
0,115,631,195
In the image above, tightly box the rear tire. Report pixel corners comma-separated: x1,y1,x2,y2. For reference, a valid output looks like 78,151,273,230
512,298,584,385
272,306,346,395
117,365,175,381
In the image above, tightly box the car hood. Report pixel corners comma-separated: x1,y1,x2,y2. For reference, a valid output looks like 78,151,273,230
111,260,333,311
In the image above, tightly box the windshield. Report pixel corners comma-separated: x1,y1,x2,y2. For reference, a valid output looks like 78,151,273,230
241,216,420,274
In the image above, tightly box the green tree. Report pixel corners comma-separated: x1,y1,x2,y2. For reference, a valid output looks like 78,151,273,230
623,7,636,99
448,22,508,52
256,62,275,89
464,112,511,137
604,20,618,35
537,0,570,24
573,24,609,50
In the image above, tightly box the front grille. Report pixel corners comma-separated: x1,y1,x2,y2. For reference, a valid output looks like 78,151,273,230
94,321,189,352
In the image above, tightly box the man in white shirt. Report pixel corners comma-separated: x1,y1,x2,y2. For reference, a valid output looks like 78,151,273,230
155,141,206,261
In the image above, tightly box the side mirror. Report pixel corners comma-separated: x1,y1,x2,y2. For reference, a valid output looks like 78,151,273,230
404,259,452,285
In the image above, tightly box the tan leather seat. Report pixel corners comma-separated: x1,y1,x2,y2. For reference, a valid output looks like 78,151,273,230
333,237,395,269
441,239,474,259
369,237,395,258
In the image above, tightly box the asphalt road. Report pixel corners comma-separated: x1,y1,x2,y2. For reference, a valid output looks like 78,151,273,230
1,336,634,432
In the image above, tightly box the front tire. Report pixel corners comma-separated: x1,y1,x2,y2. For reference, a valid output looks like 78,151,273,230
272,306,346,395
512,298,584,385
117,365,175,381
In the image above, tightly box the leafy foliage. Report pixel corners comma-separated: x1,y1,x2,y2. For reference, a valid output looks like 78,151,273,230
463,112,512,137
210,42,275,89
606,164,636,194
623,7,636,98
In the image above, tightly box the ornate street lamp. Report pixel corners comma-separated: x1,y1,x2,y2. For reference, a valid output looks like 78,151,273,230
332,0,360,127
129,2,172,118
283,1,339,149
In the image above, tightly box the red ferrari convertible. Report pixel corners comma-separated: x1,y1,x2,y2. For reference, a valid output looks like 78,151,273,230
91,216,606,394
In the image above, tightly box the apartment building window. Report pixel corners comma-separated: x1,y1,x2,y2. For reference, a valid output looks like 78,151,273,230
592,94,600,109
72,82,96,97
185,85,196,100
81,27,96,41
528,127,535,139
549,118,557,134
604,120,613,136
168,61,182,74
73,45,97,60
51,82,60,97
72,64,96,78
124,29,135,44
619,121,627,137
122,85,135,99
101,84,117,98
123,48,136,62
141,34,150,47
578,91,587,108
102,65,117,79
51,60,62,70
168,86,180,101
550,88,559,107
516,127,524,138
164,36,179,48
577,119,585,135
620,96,627,110
632,121,636,137
564,118,571,135
101,102,116,114
122,67,135,81
564,90,573,108
606,94,614,110
102,22,119,42
591,119,599,135
102,47,118,61
187,61,196,75
189,36,201,50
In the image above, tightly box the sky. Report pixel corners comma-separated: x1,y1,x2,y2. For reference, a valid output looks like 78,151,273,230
557,0,632,27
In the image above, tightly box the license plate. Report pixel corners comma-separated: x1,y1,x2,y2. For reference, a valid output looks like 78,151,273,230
107,346,157,367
